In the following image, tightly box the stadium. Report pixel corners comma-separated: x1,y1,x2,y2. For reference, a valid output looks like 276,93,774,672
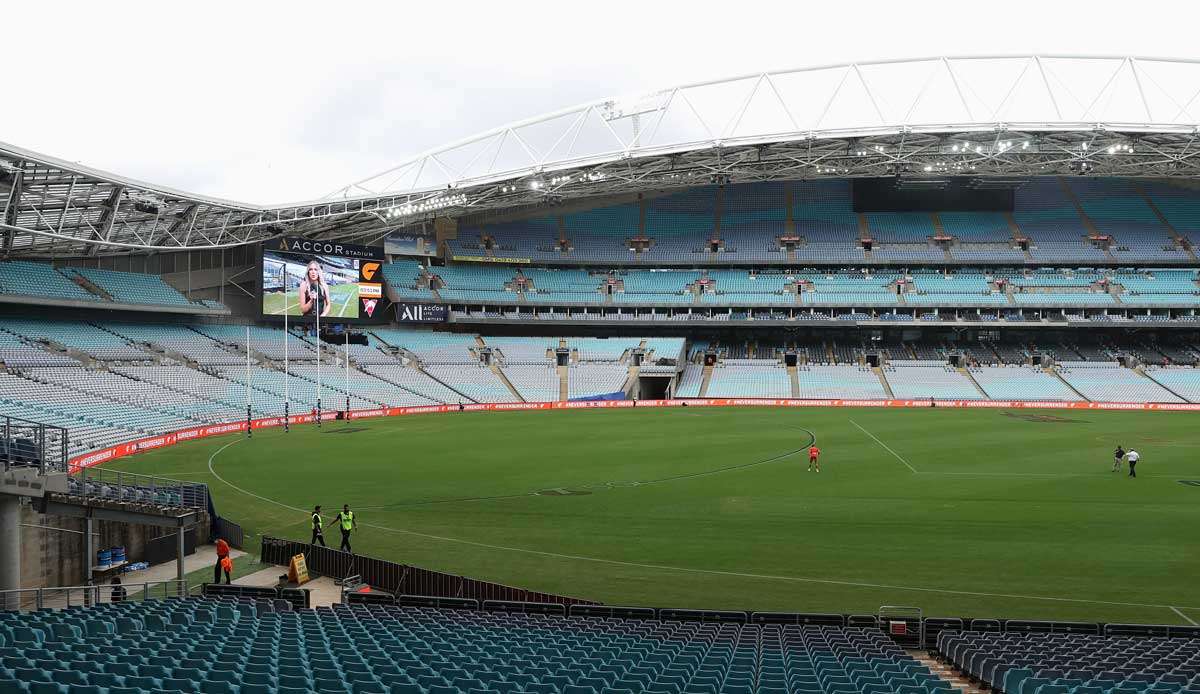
2,55,1200,694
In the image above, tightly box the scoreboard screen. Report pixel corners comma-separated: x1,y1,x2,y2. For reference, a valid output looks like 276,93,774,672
261,238,384,320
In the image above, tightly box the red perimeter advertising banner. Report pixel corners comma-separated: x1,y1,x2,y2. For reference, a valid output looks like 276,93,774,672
69,398,1200,472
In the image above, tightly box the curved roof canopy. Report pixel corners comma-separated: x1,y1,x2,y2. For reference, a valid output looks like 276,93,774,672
4,55,1200,256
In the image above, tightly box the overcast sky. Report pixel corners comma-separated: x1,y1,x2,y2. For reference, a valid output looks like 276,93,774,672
4,0,1199,205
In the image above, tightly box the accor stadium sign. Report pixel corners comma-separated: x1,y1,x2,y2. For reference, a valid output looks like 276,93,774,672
68,398,1200,472
266,237,383,260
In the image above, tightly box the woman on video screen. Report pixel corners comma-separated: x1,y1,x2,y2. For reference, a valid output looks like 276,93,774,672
299,259,331,317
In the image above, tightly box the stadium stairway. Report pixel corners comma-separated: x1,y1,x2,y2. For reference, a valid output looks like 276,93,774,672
558,365,569,400
912,652,983,694
874,366,895,398
788,365,800,397
68,272,112,301
959,368,989,399
1137,366,1191,403
492,364,526,402
699,364,714,397
1048,366,1090,401
1136,181,1200,262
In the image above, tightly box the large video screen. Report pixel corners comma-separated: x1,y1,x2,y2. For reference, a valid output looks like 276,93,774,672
261,238,384,320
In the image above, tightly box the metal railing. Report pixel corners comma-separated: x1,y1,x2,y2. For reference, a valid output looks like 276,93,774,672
67,467,209,511
0,579,189,613
1,414,68,474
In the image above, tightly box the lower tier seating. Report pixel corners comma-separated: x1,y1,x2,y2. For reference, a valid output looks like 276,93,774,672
0,598,956,694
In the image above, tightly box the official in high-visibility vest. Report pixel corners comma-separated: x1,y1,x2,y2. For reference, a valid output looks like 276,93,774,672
335,505,357,554
311,505,326,547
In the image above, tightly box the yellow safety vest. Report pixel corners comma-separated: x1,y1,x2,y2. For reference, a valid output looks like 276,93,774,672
339,512,354,531
312,513,323,530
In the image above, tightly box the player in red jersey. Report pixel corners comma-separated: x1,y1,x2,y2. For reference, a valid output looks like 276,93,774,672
807,444,821,472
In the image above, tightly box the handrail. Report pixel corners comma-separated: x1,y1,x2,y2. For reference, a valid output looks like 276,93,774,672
0,579,188,612
67,467,209,511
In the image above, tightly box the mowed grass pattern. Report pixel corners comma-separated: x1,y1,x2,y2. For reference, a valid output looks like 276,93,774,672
102,407,1200,623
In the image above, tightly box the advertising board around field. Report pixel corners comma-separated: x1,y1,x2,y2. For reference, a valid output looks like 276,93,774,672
69,397,1200,471
261,237,385,321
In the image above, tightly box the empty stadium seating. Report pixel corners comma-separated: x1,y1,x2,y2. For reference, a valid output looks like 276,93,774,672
938,629,1200,694
0,597,965,694
0,261,222,311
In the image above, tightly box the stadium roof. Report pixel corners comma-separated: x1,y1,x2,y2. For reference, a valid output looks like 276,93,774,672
5,55,1200,256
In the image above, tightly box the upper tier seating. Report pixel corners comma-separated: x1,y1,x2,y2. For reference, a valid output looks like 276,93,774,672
0,261,101,302
431,178,1200,267
67,267,194,306
0,261,225,311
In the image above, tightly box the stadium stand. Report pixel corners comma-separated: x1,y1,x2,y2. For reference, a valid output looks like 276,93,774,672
885,365,984,400
65,267,194,306
0,261,101,302
937,629,1200,694
706,361,791,398
0,597,960,694
1056,363,1183,403
0,261,226,311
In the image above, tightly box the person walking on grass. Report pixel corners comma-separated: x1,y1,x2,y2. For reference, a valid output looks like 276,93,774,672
311,505,326,546
1126,449,1140,478
1113,445,1125,472
335,504,357,554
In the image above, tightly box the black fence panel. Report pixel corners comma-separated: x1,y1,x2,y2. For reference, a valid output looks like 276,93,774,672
260,536,598,607
660,608,748,623
483,600,566,616
145,527,196,565
398,595,480,611
213,518,244,550
570,605,657,620
751,612,846,626
202,584,276,601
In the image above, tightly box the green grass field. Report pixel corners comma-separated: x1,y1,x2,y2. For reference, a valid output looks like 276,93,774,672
101,407,1200,624
262,283,359,318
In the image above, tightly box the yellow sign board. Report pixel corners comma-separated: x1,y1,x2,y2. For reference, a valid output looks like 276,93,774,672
288,553,310,585
451,255,532,265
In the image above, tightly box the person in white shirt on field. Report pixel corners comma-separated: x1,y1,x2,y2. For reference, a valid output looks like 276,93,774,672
1126,449,1140,478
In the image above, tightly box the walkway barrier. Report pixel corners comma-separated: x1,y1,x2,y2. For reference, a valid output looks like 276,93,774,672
0,579,188,613
1,415,68,474
260,536,598,607
67,467,208,511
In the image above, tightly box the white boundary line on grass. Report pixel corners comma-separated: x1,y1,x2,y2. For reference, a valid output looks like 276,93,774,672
1170,606,1199,625
849,419,918,473
205,437,1199,614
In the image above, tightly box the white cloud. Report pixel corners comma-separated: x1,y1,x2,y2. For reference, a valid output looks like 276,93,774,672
3,0,1196,204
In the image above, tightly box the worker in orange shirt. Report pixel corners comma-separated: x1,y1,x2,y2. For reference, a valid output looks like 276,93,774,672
214,538,231,584
807,444,821,473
